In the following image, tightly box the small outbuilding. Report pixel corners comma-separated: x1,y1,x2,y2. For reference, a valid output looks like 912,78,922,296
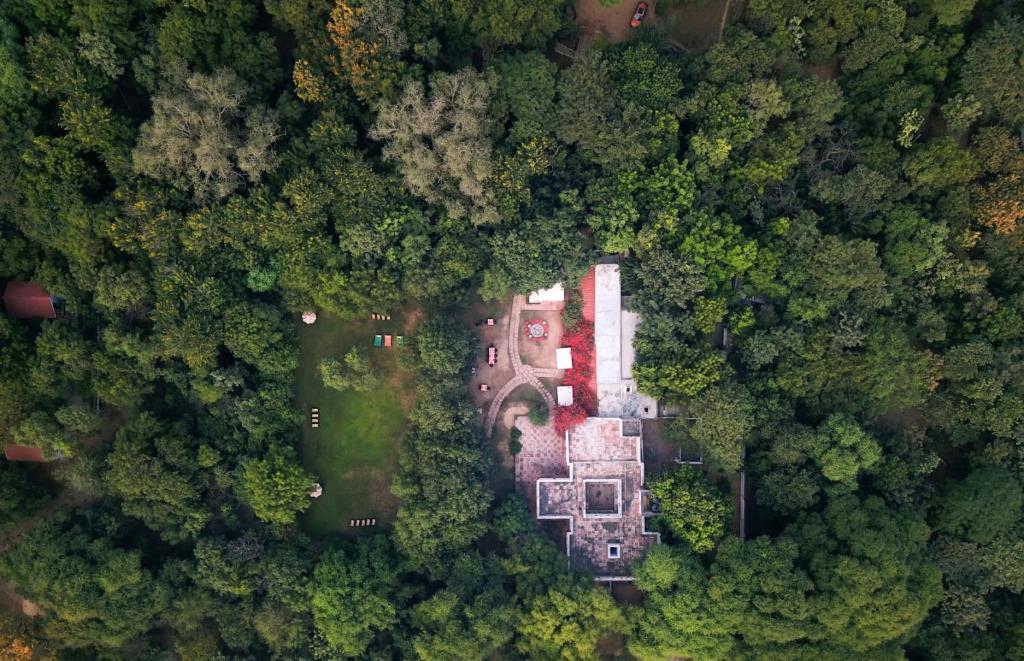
4,444,49,462
557,385,574,406
2,282,56,319
528,283,565,304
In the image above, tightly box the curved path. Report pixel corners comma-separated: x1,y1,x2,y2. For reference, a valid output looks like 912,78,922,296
484,295,558,437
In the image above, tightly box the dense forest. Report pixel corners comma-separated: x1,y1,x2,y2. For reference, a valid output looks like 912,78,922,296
1,0,1023,658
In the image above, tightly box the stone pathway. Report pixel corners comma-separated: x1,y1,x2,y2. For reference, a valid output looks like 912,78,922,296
484,295,557,437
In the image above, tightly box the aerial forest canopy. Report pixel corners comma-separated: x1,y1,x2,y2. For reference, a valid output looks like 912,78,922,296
0,0,1023,658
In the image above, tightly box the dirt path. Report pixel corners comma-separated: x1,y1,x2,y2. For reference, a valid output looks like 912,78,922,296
718,0,732,40
0,581,39,617
502,402,530,431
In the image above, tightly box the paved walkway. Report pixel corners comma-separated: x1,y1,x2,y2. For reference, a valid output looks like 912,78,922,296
515,417,569,496
484,295,557,437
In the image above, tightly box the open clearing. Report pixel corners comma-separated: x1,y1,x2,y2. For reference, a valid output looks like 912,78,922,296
296,311,417,537
573,0,735,52
665,0,734,52
575,0,659,44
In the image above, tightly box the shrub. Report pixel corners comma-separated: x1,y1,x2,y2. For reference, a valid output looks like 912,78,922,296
559,321,596,415
555,403,588,435
528,403,549,425
562,289,583,328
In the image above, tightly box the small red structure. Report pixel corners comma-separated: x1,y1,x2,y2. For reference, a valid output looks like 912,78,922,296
2,282,56,319
384,335,392,348
486,318,495,326
524,318,549,341
479,384,490,392
4,444,48,462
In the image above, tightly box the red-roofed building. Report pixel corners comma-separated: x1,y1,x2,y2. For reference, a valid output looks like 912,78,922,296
2,282,56,319
4,444,48,462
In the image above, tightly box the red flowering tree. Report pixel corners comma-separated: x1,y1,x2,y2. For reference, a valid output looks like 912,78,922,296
556,320,596,434
555,403,588,435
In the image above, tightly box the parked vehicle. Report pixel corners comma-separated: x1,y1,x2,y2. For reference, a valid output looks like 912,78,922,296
630,2,648,28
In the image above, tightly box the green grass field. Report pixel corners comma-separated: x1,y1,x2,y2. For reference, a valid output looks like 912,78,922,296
295,312,416,537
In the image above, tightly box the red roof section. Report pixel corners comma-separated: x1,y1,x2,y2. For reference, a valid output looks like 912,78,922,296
578,267,598,399
2,282,56,319
4,444,48,462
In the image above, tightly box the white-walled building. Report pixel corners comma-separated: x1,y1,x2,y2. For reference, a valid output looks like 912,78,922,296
594,264,658,419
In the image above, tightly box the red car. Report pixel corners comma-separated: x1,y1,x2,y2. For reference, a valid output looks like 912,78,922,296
630,2,648,28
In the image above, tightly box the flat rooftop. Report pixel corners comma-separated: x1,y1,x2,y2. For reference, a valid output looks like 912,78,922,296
537,417,659,579
594,264,622,386
593,265,657,419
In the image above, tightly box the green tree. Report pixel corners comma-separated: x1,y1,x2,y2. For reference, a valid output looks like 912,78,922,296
903,137,979,194
55,404,102,435
786,495,943,654
104,414,209,542
556,50,670,169
488,51,558,145
480,193,588,301
413,318,475,378
320,346,379,392
624,248,707,315
630,545,735,661
517,581,627,660
34,321,93,385
0,462,49,529
679,210,758,289
0,512,171,649
670,383,756,472
927,0,977,27
410,553,515,660
773,215,890,323
933,465,1023,545
962,20,1024,126
648,466,731,552
810,413,882,489
309,537,401,657
237,446,315,526
708,536,818,651
12,412,73,459
392,427,491,571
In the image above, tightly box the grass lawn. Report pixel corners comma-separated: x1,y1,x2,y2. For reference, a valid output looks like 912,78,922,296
295,311,417,538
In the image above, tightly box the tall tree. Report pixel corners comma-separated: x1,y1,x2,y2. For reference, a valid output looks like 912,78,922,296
132,62,280,201
372,69,500,225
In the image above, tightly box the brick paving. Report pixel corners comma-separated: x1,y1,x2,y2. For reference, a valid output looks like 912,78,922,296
514,417,568,508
